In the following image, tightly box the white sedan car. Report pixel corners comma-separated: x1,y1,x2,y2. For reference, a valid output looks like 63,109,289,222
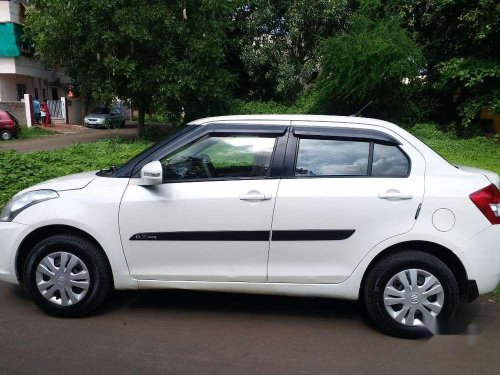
1,115,499,338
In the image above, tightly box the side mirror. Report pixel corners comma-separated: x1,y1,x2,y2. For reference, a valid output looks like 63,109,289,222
139,161,163,186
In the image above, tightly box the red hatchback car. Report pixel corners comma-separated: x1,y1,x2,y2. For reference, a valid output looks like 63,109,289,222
0,110,20,140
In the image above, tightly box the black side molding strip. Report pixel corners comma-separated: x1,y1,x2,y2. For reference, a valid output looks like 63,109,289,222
130,230,355,241
272,230,355,241
131,231,269,241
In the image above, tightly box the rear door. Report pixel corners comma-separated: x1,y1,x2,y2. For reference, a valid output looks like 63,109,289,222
268,122,425,283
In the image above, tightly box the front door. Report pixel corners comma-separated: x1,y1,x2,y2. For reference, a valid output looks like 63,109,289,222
268,122,425,283
119,128,287,282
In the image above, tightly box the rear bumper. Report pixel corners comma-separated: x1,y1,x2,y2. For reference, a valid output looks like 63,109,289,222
0,222,30,285
461,225,500,295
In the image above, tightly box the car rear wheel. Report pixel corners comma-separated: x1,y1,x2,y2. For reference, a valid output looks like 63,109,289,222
1,130,12,140
23,234,112,317
363,250,459,338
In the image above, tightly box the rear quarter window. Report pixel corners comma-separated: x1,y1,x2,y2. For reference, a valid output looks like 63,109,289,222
371,143,410,177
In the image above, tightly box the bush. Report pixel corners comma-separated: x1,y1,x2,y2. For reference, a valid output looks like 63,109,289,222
230,90,323,115
410,123,456,140
139,124,176,142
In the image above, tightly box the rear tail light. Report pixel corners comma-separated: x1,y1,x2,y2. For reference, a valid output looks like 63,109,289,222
469,184,500,224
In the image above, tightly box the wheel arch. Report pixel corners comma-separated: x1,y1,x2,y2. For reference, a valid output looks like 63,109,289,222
15,224,114,286
360,240,470,302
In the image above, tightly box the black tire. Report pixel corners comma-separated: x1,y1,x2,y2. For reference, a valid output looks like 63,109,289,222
23,234,112,317
120,120,126,128
363,250,459,338
1,130,13,141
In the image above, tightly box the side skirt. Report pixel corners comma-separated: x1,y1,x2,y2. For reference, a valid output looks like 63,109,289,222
136,280,359,300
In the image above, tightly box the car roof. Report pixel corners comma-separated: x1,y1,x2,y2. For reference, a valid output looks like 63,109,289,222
188,114,401,132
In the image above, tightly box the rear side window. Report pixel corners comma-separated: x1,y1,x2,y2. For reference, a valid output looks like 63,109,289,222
295,138,409,178
295,139,370,176
372,143,409,177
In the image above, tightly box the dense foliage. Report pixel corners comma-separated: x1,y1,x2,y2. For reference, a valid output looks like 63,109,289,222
23,0,500,133
316,14,424,121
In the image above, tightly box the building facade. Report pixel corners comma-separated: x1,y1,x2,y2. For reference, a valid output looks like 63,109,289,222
0,0,67,103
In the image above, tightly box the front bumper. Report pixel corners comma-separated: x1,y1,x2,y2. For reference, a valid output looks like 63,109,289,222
0,222,30,284
461,225,500,294
84,120,106,128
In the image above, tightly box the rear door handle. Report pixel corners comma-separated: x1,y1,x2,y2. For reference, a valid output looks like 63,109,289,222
378,192,413,200
239,191,272,201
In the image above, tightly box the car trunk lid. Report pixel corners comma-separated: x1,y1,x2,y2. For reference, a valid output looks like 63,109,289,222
456,165,500,189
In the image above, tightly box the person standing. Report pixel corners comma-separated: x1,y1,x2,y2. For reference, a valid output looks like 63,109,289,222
32,97,41,125
40,99,51,125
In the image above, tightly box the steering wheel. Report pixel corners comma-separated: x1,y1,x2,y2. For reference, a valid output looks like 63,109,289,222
197,153,217,178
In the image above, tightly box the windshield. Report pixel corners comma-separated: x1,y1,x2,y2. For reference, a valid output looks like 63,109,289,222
89,107,110,114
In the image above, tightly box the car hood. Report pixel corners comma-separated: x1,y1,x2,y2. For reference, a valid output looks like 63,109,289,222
21,171,99,194
456,165,500,188
85,113,108,120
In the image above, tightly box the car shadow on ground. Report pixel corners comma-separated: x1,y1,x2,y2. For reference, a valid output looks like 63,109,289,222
11,284,482,337
107,289,363,320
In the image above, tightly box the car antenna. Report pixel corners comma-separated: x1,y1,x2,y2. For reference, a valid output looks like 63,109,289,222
350,101,373,117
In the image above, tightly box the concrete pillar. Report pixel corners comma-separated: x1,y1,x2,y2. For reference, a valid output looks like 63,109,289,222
61,96,69,124
24,93,33,127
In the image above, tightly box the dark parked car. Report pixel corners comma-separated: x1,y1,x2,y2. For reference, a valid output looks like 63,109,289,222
0,110,20,140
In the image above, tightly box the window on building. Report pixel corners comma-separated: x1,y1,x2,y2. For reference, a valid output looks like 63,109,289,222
34,88,39,100
16,84,26,101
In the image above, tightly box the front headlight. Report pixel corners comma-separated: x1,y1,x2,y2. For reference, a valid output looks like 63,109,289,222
0,190,59,222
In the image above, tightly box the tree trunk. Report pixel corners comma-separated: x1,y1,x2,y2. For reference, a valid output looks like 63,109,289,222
137,104,146,136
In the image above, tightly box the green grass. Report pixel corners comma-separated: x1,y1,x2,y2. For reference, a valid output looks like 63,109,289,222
411,124,500,175
0,138,152,207
16,126,59,140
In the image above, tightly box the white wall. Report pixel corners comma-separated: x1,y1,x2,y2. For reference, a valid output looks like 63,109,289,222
15,56,53,81
0,0,22,24
0,57,16,74
0,1,12,22
68,97,85,124
0,74,17,101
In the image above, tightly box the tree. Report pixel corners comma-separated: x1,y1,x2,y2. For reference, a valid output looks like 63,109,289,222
370,0,500,129
316,14,424,121
25,0,237,133
230,0,356,102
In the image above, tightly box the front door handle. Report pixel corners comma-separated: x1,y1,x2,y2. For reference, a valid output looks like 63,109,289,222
378,191,413,200
239,191,272,201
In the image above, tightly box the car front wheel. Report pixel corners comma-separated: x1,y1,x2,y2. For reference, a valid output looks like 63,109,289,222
1,130,13,140
23,234,112,317
363,250,459,338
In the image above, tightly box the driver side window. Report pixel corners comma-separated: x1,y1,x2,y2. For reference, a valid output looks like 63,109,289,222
160,134,276,181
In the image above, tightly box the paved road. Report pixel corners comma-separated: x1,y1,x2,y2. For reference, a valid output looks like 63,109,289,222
0,126,137,153
0,282,498,375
